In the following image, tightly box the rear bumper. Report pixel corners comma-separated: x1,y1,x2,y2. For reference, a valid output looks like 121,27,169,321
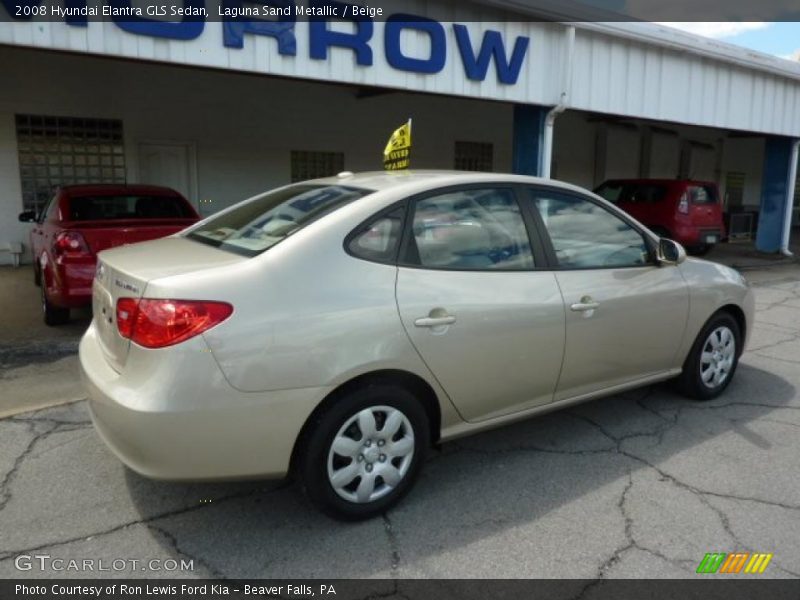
49,260,96,308
672,226,724,247
79,322,327,480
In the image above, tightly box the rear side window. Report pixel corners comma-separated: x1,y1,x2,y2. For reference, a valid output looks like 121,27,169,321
404,187,534,270
186,184,371,257
689,185,717,205
348,206,405,264
68,195,194,221
595,182,667,204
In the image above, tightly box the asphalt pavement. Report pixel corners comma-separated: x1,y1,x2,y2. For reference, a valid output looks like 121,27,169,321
1,263,799,581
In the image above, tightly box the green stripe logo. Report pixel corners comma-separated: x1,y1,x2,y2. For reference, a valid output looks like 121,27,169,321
697,553,727,574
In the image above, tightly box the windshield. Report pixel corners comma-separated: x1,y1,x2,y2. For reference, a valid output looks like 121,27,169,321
185,184,372,257
595,183,668,204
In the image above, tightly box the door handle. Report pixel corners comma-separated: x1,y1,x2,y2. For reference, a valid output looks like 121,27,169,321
415,315,456,327
570,296,600,312
415,308,456,328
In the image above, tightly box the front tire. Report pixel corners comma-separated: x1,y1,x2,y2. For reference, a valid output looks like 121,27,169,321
299,384,429,520
675,312,741,400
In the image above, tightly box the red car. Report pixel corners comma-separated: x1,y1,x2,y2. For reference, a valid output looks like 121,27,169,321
594,179,726,255
19,184,200,325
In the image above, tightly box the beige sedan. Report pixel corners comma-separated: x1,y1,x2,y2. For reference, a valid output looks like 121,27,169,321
79,171,754,519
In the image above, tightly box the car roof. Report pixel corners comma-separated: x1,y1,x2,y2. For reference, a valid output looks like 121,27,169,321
59,184,183,197
308,170,596,196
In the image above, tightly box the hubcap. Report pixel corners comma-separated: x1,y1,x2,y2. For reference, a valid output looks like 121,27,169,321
700,326,736,389
327,405,415,504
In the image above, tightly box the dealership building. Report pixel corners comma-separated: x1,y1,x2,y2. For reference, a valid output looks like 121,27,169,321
2,2,800,265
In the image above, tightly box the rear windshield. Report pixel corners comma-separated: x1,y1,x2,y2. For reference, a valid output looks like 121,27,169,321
688,185,718,204
595,183,668,204
185,184,372,257
68,195,194,221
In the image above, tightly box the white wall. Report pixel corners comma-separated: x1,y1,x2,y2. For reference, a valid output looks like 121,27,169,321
0,46,514,264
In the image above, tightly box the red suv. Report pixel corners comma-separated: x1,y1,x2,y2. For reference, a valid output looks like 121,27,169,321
595,179,725,255
19,184,200,325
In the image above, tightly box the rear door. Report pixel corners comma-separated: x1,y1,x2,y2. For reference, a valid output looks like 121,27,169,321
395,185,565,423
523,187,689,401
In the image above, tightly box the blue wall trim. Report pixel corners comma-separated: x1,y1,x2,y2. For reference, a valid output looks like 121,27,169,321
512,104,546,177
756,137,795,252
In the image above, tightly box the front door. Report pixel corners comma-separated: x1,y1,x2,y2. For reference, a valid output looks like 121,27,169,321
395,185,565,422
525,188,690,401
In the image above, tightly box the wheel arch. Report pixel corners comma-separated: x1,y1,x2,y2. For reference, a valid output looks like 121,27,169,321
289,369,442,476
718,303,746,353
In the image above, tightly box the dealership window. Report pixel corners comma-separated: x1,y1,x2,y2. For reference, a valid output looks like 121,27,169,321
15,114,126,214
290,150,344,183
454,141,493,172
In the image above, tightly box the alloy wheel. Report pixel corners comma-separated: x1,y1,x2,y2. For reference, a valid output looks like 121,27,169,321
699,325,736,389
326,405,415,504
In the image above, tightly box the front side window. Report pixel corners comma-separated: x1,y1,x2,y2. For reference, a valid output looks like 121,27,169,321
186,184,371,257
406,188,534,270
40,195,58,223
531,191,651,269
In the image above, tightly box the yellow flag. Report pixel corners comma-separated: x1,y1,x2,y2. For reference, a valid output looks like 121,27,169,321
383,119,412,170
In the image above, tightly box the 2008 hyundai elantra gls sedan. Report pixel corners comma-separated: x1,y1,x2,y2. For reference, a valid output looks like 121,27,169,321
80,171,754,519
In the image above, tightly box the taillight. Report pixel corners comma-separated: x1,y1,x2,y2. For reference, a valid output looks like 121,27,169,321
54,231,92,257
116,298,233,349
116,297,138,339
677,193,689,214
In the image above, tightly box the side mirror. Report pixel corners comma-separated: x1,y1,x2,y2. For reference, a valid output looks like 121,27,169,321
18,210,37,223
657,237,687,266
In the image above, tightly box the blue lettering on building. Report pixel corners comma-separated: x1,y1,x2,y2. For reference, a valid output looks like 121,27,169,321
221,0,296,53
1,0,529,85
385,15,446,74
309,0,373,65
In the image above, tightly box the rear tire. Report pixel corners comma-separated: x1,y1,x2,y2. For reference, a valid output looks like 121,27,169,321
33,264,41,287
41,284,69,326
299,384,429,520
675,311,741,401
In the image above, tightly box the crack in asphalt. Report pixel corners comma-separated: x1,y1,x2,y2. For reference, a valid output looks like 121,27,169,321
146,522,228,580
0,419,59,514
382,514,400,572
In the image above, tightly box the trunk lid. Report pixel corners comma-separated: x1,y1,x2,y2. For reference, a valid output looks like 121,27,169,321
685,184,724,230
65,219,197,255
92,236,246,372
